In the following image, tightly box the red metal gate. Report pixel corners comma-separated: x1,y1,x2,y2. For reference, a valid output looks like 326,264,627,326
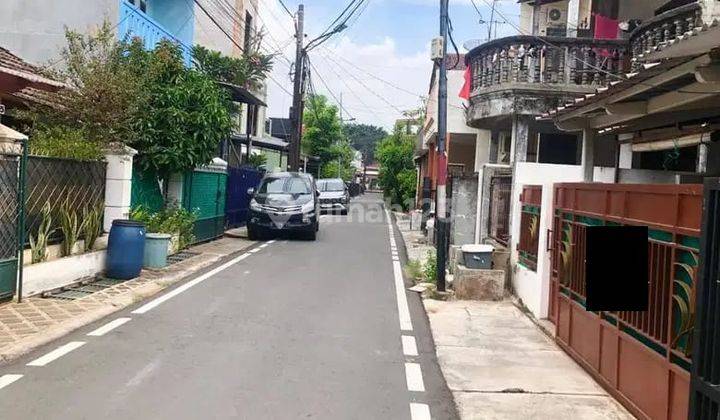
550,183,703,420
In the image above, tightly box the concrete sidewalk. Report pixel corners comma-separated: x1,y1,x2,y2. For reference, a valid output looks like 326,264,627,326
424,299,635,419
0,236,254,364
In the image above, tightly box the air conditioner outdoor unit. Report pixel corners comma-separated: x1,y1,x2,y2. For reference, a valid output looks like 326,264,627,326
544,7,567,36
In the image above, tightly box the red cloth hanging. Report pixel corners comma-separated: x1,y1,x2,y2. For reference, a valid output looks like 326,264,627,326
593,13,619,40
459,66,471,100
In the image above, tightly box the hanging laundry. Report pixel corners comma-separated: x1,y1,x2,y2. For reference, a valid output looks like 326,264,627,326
593,13,619,40
459,66,471,100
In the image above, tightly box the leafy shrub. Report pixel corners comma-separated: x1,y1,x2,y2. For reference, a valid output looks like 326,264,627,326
247,153,267,169
423,250,437,284
130,205,197,250
29,126,103,161
59,201,83,257
405,259,423,282
82,204,104,252
29,203,55,263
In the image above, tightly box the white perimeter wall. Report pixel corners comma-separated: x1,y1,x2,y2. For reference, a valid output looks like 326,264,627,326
510,162,584,318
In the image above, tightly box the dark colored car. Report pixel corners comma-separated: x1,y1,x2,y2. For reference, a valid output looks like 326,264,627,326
317,178,350,215
247,172,319,241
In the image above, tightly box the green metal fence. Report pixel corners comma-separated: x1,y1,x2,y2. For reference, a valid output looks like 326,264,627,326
130,165,164,212
25,156,106,244
182,166,227,244
0,140,26,301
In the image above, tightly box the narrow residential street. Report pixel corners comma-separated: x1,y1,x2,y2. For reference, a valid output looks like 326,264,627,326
0,194,457,420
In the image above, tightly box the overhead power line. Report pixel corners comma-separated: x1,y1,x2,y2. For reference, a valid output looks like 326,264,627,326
277,0,295,18
306,57,356,120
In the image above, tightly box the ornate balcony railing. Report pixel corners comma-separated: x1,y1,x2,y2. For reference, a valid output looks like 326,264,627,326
466,36,629,96
118,0,193,66
629,1,702,68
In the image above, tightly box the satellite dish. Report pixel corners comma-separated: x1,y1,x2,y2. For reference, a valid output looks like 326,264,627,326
463,39,484,51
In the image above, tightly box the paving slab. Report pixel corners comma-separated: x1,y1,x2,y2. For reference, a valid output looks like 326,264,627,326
426,300,635,419
453,392,635,420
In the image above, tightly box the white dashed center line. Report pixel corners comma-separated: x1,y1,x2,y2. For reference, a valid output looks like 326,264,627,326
404,362,426,392
132,251,253,314
386,209,431,417
27,341,86,367
402,335,418,357
410,403,432,420
87,317,132,337
0,374,23,390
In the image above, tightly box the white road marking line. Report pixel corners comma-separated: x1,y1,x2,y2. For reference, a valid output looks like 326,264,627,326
267,240,276,244
27,341,86,367
259,243,269,248
410,403,431,420
402,335,419,356
87,317,131,337
393,259,412,331
132,253,251,314
386,211,413,332
405,362,425,392
249,248,261,253
0,374,23,390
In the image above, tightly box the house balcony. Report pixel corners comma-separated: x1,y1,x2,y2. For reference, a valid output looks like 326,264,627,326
465,35,628,127
118,0,193,66
629,0,705,67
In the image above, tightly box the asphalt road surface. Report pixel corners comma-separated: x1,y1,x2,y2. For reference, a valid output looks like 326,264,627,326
0,193,457,420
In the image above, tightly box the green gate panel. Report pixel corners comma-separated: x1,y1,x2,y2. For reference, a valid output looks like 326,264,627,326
131,166,164,212
0,259,17,300
183,170,227,243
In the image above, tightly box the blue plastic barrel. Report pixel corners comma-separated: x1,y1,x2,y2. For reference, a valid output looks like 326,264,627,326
106,220,146,280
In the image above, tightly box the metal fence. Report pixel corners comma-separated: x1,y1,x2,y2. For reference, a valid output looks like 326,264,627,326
25,156,106,243
551,182,703,420
518,185,541,271
0,153,21,300
488,175,511,245
691,179,720,419
183,166,227,244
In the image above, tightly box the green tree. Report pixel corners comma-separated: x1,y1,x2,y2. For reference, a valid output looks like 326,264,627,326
303,95,354,179
192,45,273,90
128,40,233,180
375,125,416,210
17,22,144,154
344,123,387,165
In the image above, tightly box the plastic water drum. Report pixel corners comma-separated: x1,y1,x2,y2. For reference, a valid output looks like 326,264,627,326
461,244,494,269
106,220,146,279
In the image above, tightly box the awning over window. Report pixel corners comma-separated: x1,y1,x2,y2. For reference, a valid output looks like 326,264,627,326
218,81,267,106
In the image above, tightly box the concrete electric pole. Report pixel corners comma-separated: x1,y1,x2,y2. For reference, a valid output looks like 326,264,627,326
289,4,305,171
435,0,449,292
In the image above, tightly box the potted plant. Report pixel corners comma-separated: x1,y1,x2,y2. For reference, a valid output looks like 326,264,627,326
130,206,196,268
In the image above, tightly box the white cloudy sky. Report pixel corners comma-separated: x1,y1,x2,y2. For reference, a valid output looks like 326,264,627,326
259,0,520,130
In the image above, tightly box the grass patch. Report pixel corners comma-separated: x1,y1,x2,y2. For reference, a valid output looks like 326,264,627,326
405,259,423,282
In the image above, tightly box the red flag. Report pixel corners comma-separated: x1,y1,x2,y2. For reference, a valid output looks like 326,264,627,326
459,66,471,100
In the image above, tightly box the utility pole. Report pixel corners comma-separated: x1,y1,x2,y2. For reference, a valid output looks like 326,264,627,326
436,0,449,292
289,4,305,171
488,0,498,40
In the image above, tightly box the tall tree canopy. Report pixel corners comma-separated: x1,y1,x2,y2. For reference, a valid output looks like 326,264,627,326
303,95,354,179
375,125,416,210
344,123,387,165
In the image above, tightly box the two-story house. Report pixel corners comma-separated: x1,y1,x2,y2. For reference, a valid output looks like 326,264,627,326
462,0,720,419
0,0,269,147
